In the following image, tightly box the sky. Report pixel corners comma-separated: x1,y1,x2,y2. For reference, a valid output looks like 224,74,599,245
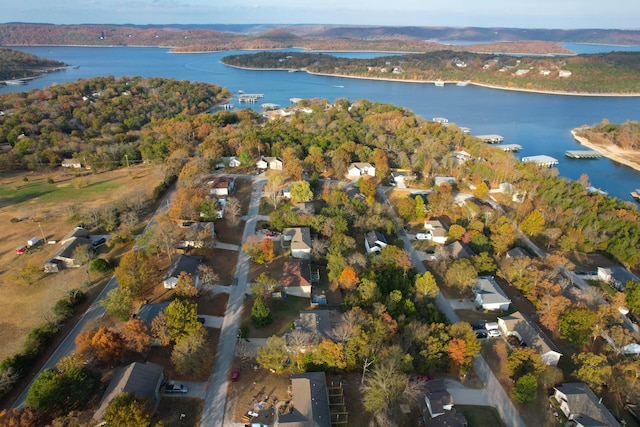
4,0,640,30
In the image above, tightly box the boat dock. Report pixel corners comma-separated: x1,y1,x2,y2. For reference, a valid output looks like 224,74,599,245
238,94,264,103
475,134,504,144
261,103,280,111
522,155,559,167
498,144,523,152
565,150,602,159
433,117,449,125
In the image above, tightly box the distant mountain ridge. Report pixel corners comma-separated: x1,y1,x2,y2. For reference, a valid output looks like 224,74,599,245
0,23,638,51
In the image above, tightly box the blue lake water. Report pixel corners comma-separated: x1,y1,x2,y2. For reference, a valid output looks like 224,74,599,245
2,46,640,202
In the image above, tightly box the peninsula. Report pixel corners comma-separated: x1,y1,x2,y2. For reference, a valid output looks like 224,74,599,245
572,121,640,172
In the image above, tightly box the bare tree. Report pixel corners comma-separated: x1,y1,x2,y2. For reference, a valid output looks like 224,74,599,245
72,243,94,285
225,197,242,227
311,238,329,260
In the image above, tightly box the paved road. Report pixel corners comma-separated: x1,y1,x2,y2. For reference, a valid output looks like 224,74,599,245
377,188,527,427
13,276,119,408
200,175,267,427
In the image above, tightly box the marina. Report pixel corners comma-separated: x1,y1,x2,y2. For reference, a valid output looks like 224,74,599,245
565,150,602,159
475,134,504,144
522,155,559,167
498,144,523,152
238,93,264,103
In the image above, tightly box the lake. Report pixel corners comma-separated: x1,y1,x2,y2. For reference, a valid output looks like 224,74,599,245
2,46,640,201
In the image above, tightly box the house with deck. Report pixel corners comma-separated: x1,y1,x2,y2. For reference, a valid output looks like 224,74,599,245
597,266,640,291
279,372,331,427
498,311,562,365
473,276,511,311
283,227,312,259
163,254,202,289
347,162,376,177
553,383,621,427
281,259,313,298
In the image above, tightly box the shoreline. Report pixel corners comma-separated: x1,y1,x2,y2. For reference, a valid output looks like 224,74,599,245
571,129,640,173
221,61,640,97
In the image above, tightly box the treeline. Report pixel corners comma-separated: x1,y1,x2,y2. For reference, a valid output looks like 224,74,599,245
0,75,228,170
222,51,640,94
0,47,66,80
575,119,640,150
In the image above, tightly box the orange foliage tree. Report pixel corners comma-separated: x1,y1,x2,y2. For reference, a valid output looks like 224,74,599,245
122,318,151,353
447,338,467,374
338,266,359,290
91,327,126,364
261,238,275,264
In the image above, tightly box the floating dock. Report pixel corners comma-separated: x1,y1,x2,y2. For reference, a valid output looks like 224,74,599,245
290,97,303,104
475,134,504,144
498,144,522,152
238,94,264,103
565,150,602,159
522,155,559,167
433,117,449,125
261,103,280,111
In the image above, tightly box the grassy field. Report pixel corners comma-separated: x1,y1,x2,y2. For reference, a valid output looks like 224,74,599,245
0,166,162,360
457,405,507,427
156,397,204,427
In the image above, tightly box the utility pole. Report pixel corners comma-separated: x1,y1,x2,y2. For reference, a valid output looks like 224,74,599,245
37,222,46,242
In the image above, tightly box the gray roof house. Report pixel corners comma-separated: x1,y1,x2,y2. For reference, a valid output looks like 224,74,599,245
554,383,621,427
597,266,640,291
163,254,202,289
44,230,93,273
474,276,511,311
283,227,312,259
498,311,562,366
506,247,532,259
93,362,164,421
364,231,387,254
285,310,336,353
447,241,474,259
279,372,331,427
422,379,468,427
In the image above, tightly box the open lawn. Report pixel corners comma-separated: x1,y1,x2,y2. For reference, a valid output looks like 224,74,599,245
241,295,311,338
457,405,507,427
156,397,204,427
0,166,161,360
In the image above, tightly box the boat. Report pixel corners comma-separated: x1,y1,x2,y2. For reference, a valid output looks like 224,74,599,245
434,80,445,87
456,81,469,86
631,189,640,201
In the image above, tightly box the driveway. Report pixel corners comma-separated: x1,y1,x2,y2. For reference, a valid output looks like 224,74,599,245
447,298,476,310
199,315,224,328
163,381,209,399
444,379,491,406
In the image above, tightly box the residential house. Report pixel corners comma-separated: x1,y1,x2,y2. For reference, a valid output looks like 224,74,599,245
93,362,164,421
498,311,562,365
433,176,455,186
257,156,283,171
597,266,640,291
347,162,376,178
61,158,83,169
473,276,511,311
135,302,171,345
506,247,531,259
278,372,331,427
281,259,313,298
553,383,621,427
559,70,572,78
446,241,474,259
217,156,241,168
285,310,335,352
283,227,312,259
364,230,387,254
424,220,448,245
391,170,416,184
453,151,472,162
208,176,235,196
282,185,292,199
421,380,468,427
163,254,202,289
179,222,214,250
44,227,93,272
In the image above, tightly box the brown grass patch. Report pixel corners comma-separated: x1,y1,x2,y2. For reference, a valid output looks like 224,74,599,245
156,397,203,427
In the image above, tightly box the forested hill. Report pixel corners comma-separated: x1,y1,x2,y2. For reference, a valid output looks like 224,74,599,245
575,119,640,150
0,47,67,80
222,51,640,95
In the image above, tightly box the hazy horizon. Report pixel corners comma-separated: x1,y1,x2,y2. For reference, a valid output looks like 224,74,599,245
3,0,639,31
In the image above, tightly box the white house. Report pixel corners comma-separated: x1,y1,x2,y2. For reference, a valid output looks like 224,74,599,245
257,156,283,171
498,311,562,366
473,276,511,311
433,176,455,186
208,176,235,196
217,156,241,168
163,255,201,289
553,383,621,427
281,259,313,298
283,227,312,259
364,230,387,254
597,266,640,291
347,162,376,178
424,220,448,244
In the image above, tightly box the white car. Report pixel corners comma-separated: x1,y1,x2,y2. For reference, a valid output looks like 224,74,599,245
487,329,502,338
415,232,432,241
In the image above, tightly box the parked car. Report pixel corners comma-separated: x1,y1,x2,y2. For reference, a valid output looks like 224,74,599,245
198,317,206,324
488,329,502,338
475,331,488,339
164,383,188,394
471,323,485,331
92,237,106,248
628,312,639,325
231,369,240,382
415,232,432,241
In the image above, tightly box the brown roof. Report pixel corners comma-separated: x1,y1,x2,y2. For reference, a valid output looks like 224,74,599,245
210,176,234,189
282,260,311,289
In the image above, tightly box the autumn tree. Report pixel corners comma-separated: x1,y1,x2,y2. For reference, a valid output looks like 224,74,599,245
261,238,275,264
91,327,126,364
150,312,171,347
338,266,359,291
448,224,466,241
572,352,611,390
372,149,389,180
537,294,571,335
121,318,150,353
174,271,198,298
473,181,490,201
114,250,155,299
103,392,153,427
506,347,545,380
256,336,287,374
444,258,477,291
312,340,347,370
101,287,135,321
149,215,179,263
289,180,313,203
265,173,285,208
520,209,545,237
361,358,413,416
171,329,213,377
447,338,467,375
12,261,40,286
489,216,516,256
164,299,203,344
414,271,439,300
